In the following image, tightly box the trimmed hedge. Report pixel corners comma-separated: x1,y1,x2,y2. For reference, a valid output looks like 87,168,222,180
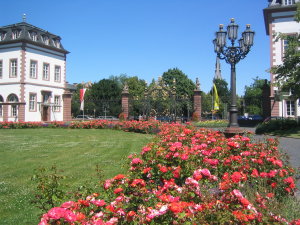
256,119,298,134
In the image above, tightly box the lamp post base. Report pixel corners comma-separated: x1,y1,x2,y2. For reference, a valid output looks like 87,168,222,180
223,126,244,138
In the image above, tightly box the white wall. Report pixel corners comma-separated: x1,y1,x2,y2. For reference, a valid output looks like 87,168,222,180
0,47,21,83
25,84,64,121
272,15,300,66
271,12,300,117
0,43,67,122
25,45,66,88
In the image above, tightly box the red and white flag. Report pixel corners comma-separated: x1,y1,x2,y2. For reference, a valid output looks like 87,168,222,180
79,88,86,111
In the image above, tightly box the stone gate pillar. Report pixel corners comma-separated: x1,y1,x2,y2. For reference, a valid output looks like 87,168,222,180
63,92,72,121
121,83,129,120
3,104,8,121
193,78,202,121
262,79,271,119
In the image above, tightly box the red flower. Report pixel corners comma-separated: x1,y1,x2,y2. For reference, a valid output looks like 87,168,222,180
131,179,146,187
266,193,274,198
172,167,181,178
143,167,152,174
159,166,168,173
76,212,86,221
271,182,277,188
169,202,184,214
114,188,123,194
251,169,259,177
114,174,125,180
231,172,243,183
240,197,250,207
219,181,231,190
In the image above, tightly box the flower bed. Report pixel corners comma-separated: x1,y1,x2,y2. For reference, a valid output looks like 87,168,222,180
37,123,299,224
0,120,162,134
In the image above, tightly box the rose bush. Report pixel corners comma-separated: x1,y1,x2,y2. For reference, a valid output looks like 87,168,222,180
37,122,299,224
0,120,161,134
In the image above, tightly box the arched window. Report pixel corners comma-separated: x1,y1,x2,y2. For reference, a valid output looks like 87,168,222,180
7,94,19,117
0,95,3,117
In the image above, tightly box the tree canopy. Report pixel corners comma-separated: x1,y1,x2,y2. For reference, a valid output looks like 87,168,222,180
161,68,196,98
271,3,300,97
243,77,267,115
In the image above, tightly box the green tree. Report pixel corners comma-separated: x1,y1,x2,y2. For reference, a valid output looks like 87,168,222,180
124,76,147,117
161,68,196,119
201,92,212,116
213,78,230,105
87,79,122,117
243,77,267,115
161,68,196,98
109,74,128,89
271,3,300,97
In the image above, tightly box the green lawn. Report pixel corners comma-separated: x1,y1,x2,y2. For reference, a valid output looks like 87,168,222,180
269,127,300,138
0,129,153,225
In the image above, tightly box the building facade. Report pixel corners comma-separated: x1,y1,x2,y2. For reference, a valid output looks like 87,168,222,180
0,21,72,122
264,0,300,118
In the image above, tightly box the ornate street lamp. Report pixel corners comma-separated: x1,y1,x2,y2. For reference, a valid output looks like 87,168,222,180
213,18,254,136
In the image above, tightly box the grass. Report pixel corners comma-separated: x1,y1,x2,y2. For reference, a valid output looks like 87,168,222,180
268,127,300,138
194,120,228,128
0,128,153,225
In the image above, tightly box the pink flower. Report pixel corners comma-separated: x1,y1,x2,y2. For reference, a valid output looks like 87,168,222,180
104,179,113,189
46,207,77,222
180,154,189,160
142,146,151,154
107,217,119,224
61,201,75,209
131,158,143,165
185,177,199,188
232,189,243,199
200,168,211,177
203,158,219,166
64,210,77,222
91,199,106,207
47,207,66,220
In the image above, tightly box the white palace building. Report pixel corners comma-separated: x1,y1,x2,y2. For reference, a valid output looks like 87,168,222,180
0,19,72,122
264,0,300,118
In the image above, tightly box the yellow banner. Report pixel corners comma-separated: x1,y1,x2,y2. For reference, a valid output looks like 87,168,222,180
213,83,220,111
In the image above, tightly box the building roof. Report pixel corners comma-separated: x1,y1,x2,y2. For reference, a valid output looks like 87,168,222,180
66,83,77,91
0,22,69,54
263,4,297,35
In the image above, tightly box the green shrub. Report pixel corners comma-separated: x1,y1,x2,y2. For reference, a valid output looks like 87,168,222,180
195,119,228,128
31,166,67,213
256,118,298,134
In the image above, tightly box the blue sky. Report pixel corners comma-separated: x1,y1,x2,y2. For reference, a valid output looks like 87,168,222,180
2,0,270,95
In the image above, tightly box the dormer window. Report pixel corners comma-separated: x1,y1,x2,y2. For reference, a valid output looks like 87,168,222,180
0,32,6,41
284,0,295,5
52,38,61,48
42,35,49,45
29,31,38,41
12,30,21,39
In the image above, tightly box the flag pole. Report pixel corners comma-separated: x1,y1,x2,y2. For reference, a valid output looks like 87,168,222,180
83,105,84,121
212,83,214,120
